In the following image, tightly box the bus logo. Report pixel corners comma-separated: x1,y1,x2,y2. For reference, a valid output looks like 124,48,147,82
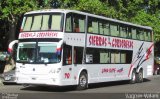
117,68,123,73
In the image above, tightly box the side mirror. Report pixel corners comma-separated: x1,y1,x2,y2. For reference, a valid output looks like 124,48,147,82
8,40,18,54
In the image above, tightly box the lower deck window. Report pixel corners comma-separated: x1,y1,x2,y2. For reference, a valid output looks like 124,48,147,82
86,48,132,64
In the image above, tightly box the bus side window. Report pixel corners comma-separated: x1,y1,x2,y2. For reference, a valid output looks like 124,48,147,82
110,23,119,37
120,25,127,38
63,45,72,65
131,28,137,39
88,21,93,33
73,14,85,33
145,31,152,41
74,47,83,64
127,27,132,39
136,30,141,40
73,18,80,32
65,13,72,32
87,17,98,34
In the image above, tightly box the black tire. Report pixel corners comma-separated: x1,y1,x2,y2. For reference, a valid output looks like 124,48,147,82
130,70,136,84
76,72,88,90
137,70,143,83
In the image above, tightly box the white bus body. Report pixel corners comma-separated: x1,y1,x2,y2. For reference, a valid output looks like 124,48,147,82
15,9,154,89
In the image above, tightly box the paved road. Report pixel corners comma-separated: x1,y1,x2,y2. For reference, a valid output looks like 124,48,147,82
0,75,160,99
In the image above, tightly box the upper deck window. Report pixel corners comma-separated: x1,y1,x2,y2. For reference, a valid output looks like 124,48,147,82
22,13,64,32
88,17,99,34
65,13,86,33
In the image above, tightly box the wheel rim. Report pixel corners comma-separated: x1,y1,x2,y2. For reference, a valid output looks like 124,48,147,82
139,72,143,81
132,72,136,81
79,75,87,87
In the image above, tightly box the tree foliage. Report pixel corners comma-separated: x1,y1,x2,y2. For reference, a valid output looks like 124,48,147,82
0,0,38,43
52,0,160,42
0,0,38,24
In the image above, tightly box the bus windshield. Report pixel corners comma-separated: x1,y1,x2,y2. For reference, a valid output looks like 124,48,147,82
17,42,61,64
21,13,64,31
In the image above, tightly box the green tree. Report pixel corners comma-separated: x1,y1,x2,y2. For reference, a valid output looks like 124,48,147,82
1,0,160,43
43,0,160,42
131,10,160,41
0,0,38,44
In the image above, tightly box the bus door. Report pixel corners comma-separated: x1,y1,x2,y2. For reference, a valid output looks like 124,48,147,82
72,46,84,82
62,44,73,83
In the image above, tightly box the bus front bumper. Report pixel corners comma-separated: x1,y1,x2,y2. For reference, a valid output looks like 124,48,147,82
16,75,61,86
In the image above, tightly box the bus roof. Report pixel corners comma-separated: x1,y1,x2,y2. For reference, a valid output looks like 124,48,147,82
25,9,152,30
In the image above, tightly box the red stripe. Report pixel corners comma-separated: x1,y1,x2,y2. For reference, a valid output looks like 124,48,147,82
128,43,154,77
145,43,154,60
56,48,61,51
128,64,133,77
8,48,12,53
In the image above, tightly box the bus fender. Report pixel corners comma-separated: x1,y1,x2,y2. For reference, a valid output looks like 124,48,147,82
129,68,136,79
136,67,143,73
76,68,88,84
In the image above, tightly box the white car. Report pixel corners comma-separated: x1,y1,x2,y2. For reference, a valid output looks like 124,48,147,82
0,67,16,84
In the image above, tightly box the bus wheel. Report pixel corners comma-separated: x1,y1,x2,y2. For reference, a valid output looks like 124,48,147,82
76,72,88,90
130,70,136,84
137,70,143,83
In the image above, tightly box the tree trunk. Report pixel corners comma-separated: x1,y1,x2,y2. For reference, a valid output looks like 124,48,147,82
8,23,16,45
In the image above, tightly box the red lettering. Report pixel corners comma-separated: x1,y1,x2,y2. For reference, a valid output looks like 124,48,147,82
99,36,102,46
20,32,35,38
124,40,127,48
20,32,58,39
96,36,99,46
89,35,108,47
65,73,70,79
131,41,133,49
104,38,107,46
126,40,129,48
37,32,58,38
93,36,96,45
122,40,125,48
111,38,133,49
88,36,134,49
112,39,115,47
102,68,116,73
89,36,92,45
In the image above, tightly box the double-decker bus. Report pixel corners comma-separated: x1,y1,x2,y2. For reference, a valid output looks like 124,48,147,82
14,9,153,90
